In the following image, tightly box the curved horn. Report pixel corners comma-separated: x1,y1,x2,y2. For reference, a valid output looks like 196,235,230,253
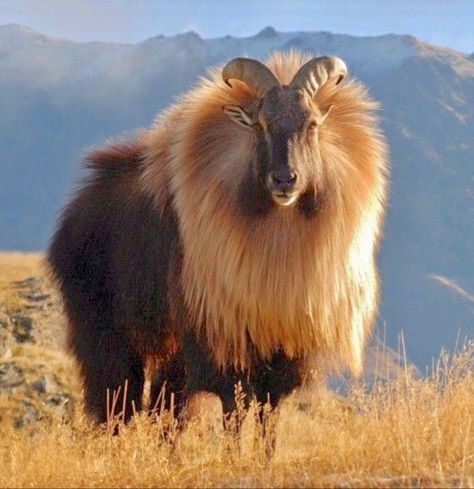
222,57,280,96
289,56,347,97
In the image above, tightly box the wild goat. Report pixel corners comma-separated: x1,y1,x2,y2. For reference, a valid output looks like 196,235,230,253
48,51,388,424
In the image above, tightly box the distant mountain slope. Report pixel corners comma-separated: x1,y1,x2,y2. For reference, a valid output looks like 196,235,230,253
1,24,473,368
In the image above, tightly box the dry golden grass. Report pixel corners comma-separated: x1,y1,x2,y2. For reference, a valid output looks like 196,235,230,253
0,252,473,488
1,354,472,488
0,251,44,280
0,251,46,314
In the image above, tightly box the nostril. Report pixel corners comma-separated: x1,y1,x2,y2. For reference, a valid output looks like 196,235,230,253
271,171,297,186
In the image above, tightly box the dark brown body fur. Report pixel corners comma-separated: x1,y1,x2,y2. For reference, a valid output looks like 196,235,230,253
48,140,303,423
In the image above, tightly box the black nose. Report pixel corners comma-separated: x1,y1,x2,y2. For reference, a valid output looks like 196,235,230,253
269,171,297,191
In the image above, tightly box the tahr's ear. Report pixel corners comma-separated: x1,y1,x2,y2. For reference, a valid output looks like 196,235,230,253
223,105,255,128
317,103,334,125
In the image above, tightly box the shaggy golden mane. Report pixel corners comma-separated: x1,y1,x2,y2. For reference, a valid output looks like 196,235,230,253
142,51,388,374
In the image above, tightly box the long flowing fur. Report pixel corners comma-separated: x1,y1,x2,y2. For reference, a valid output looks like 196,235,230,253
142,51,388,374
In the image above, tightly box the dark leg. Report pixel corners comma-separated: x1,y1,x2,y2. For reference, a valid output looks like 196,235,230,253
253,350,303,456
253,349,303,408
182,332,253,415
149,349,186,418
71,325,145,425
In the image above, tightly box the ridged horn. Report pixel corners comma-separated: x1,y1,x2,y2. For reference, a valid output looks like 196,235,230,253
289,56,347,97
222,57,280,96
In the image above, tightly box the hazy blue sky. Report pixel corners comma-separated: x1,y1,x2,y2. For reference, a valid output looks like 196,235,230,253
1,0,473,53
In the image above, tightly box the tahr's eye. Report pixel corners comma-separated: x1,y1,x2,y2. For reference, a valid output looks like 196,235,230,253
308,121,318,132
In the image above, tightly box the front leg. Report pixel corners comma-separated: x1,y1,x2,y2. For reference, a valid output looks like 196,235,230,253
182,331,253,416
253,349,303,408
252,350,304,456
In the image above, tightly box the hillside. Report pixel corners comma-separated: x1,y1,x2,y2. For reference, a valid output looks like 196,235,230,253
0,25,473,369
0,252,473,488
0,252,78,428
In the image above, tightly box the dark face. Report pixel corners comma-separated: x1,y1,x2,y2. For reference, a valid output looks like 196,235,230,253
224,86,332,208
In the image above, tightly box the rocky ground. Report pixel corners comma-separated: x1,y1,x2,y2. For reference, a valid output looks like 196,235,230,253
0,271,79,430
